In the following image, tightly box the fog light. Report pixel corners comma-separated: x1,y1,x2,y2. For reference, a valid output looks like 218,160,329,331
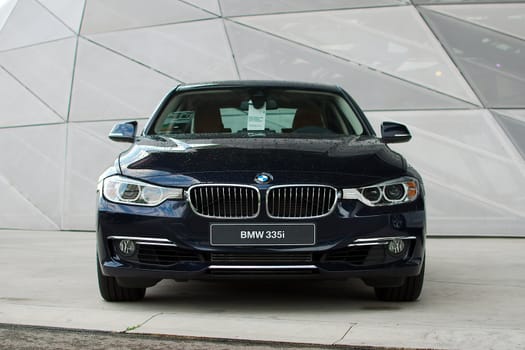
118,239,136,256
387,238,405,255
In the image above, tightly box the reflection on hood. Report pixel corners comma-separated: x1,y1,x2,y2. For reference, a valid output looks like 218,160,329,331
117,136,406,188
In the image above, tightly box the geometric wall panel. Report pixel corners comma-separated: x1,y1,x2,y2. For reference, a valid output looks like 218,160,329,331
87,19,239,83
0,172,60,230
0,0,17,32
219,0,410,17
0,1,523,236
426,4,525,40
62,121,144,230
0,67,63,127
81,0,214,34
236,6,480,105
366,110,525,236
366,109,513,157
413,0,525,4
0,37,76,119
423,180,523,236
38,0,86,33
69,38,177,121
0,124,66,229
492,110,525,160
0,0,73,51
226,21,475,111
175,0,221,15
492,109,525,120
420,8,525,108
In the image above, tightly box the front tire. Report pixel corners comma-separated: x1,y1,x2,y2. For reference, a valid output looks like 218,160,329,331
97,258,145,302
374,260,425,302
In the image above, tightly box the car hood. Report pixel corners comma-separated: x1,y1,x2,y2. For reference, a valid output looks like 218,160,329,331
118,136,407,188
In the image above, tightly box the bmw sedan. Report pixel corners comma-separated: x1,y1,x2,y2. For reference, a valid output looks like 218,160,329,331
96,81,426,302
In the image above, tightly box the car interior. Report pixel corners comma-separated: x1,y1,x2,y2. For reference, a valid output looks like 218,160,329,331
150,89,363,136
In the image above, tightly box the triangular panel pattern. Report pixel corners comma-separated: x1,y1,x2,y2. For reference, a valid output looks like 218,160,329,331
219,0,409,17
419,7,525,108
81,0,215,34
0,0,17,31
62,121,145,230
0,37,76,119
236,6,480,105
69,38,177,121
0,0,522,237
492,110,525,160
424,179,523,236
492,109,525,121
426,4,525,40
0,67,63,127
226,21,473,110
0,124,66,228
88,19,239,83
0,173,59,230
424,180,509,218
0,0,73,51
413,0,525,5
365,109,511,157
366,111,525,223
184,0,221,15
38,0,86,33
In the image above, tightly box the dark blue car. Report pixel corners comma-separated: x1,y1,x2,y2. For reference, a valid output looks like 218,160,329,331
97,81,426,302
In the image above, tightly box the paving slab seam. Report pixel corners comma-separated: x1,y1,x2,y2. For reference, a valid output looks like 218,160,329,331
0,323,442,350
332,323,357,346
130,330,442,350
2,232,524,349
425,279,524,287
121,312,164,333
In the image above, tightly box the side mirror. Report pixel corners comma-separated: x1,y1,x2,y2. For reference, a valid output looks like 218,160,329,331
381,122,412,144
109,121,137,143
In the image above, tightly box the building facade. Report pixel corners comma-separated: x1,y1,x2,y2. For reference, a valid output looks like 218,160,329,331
0,0,524,235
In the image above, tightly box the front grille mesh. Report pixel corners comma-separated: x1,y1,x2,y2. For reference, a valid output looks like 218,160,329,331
188,185,259,218
267,185,337,218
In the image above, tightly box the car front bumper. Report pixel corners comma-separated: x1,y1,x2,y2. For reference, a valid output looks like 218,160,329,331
97,196,425,286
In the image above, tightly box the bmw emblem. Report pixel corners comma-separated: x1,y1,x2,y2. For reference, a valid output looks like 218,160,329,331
254,172,273,185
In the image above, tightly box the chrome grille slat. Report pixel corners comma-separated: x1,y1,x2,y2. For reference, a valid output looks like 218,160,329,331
188,184,260,219
266,185,337,219
190,184,337,219
283,188,288,216
234,187,238,216
277,189,280,215
228,187,232,216
316,188,321,216
293,187,297,216
322,187,327,214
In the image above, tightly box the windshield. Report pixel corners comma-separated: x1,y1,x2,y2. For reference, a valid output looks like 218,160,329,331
148,88,364,138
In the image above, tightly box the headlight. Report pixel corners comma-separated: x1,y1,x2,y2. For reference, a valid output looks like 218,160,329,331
102,175,183,206
342,177,419,206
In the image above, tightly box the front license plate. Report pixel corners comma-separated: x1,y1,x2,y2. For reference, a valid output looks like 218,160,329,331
210,223,316,246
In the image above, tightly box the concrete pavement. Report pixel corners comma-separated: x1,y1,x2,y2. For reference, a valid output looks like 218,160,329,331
0,230,524,349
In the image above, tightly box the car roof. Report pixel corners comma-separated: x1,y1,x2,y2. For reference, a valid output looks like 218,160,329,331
175,80,343,94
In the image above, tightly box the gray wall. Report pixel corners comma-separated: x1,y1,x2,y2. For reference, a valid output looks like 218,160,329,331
0,0,524,235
